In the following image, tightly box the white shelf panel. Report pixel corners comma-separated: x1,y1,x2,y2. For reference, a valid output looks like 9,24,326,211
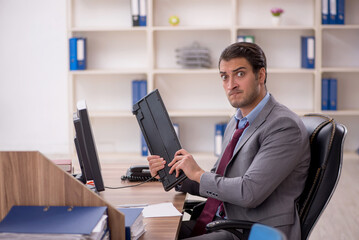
70,69,148,75
321,25,359,30
236,26,315,30
321,67,359,73
153,26,232,32
70,27,147,32
153,68,219,75
267,68,316,74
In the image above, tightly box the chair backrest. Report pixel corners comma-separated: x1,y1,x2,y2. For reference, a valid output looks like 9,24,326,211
249,223,287,240
297,114,347,240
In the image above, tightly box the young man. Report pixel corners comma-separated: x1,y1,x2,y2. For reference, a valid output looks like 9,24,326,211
147,42,310,240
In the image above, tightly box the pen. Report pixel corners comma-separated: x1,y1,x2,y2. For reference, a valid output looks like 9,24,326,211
117,203,148,208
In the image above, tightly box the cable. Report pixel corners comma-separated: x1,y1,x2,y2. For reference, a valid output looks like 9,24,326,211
105,174,159,190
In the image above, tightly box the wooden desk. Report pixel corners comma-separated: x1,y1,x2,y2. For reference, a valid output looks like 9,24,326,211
99,163,186,240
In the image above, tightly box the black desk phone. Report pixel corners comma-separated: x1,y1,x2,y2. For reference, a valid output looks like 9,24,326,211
121,165,158,182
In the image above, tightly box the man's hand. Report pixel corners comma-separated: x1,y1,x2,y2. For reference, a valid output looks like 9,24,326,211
168,149,205,183
147,155,166,179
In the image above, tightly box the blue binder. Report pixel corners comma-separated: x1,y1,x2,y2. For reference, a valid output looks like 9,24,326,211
0,206,107,235
132,80,148,156
214,123,227,156
322,0,329,24
329,0,337,24
329,78,338,110
139,0,147,26
321,78,330,110
118,208,144,240
69,37,86,70
301,36,315,69
336,0,345,24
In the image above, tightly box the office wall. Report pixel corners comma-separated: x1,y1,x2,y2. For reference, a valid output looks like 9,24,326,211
0,0,68,154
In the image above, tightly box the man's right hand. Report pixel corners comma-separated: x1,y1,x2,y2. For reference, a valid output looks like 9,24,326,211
147,155,166,179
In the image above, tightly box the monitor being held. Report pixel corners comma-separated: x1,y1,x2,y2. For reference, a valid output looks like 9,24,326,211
73,100,105,192
132,89,187,191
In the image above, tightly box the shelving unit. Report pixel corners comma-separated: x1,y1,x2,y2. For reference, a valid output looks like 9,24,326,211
67,0,359,165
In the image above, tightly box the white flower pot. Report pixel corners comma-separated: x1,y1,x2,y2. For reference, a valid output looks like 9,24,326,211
271,16,281,26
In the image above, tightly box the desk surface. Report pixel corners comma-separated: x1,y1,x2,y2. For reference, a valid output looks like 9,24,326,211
99,163,186,240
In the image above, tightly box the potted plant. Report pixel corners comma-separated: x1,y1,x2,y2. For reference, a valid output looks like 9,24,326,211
270,8,284,26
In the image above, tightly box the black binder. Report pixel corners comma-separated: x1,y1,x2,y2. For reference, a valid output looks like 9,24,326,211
132,89,187,191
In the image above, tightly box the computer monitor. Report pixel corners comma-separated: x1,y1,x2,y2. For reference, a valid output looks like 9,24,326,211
73,113,90,184
72,100,105,192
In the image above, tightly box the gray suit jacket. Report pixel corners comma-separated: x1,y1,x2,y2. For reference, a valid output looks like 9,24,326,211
179,95,310,240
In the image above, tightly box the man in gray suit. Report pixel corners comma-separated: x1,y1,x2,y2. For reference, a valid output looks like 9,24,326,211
147,42,310,240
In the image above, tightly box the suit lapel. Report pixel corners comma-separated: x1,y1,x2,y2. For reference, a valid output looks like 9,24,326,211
228,96,278,167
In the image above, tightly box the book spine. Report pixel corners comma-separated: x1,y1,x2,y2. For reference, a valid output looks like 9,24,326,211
69,38,78,70
69,38,86,70
132,80,139,105
173,123,179,138
329,78,338,110
301,36,315,69
329,0,337,24
139,80,148,156
322,0,329,24
76,38,86,70
131,0,140,26
214,123,226,156
336,0,345,24
139,0,147,26
237,35,255,43
321,78,330,110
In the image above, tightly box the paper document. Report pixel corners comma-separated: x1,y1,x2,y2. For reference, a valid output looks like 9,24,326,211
142,203,182,218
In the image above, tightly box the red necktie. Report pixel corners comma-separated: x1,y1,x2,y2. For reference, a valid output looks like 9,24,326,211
191,121,249,236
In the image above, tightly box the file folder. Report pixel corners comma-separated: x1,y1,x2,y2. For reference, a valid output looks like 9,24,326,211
301,36,315,69
0,206,107,235
118,208,145,240
322,0,329,24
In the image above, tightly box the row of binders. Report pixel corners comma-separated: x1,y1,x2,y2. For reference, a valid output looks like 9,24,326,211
322,0,345,25
322,78,338,110
131,0,147,27
0,206,145,240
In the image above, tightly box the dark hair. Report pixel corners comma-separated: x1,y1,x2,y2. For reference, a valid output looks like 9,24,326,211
218,42,267,83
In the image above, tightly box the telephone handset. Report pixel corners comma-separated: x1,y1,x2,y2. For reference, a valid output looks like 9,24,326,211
121,165,158,182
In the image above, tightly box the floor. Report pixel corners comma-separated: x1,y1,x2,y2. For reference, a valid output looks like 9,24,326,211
309,153,359,239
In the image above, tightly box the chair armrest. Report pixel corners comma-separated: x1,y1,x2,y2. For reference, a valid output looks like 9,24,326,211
206,219,255,232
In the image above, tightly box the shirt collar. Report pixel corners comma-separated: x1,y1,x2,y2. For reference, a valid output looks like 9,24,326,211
235,92,270,128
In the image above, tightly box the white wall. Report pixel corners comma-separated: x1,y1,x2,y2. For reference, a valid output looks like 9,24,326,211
0,0,69,154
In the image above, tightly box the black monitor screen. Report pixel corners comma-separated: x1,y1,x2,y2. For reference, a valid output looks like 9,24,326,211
73,100,104,192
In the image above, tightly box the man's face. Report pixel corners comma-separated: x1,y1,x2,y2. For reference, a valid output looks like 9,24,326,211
219,57,266,115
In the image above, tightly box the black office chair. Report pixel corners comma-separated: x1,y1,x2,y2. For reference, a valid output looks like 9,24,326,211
184,114,347,240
